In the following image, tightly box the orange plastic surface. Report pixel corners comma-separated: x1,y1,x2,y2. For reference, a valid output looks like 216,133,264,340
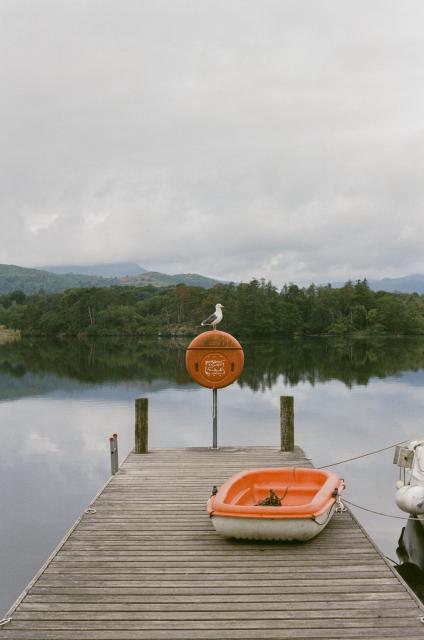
186,330,244,389
207,467,344,519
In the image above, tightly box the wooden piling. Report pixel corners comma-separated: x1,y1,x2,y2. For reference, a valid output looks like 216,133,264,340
280,395,294,452
109,435,118,475
109,437,115,475
135,397,148,454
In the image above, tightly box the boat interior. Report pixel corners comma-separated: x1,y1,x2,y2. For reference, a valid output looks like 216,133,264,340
225,468,331,507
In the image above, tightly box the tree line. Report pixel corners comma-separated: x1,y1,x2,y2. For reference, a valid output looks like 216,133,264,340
1,278,424,336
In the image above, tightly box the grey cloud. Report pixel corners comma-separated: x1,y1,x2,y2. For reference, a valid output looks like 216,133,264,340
1,0,424,285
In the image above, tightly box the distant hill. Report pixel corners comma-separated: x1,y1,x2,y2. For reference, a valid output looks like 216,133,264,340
368,275,424,294
120,271,223,289
0,264,115,295
332,275,424,294
5,263,424,297
42,263,222,288
39,262,146,277
0,264,223,295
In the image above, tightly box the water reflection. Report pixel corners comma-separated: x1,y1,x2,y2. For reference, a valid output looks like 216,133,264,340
396,517,424,600
2,336,424,615
2,336,424,391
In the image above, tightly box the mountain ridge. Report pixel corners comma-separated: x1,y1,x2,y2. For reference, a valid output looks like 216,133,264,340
0,264,223,295
4,263,424,296
332,275,424,294
39,262,147,277
0,264,115,295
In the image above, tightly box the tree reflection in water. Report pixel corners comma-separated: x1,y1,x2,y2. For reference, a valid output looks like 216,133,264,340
1,336,424,391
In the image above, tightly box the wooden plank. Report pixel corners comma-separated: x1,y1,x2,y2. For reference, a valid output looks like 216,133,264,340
2,625,423,640
46,557,386,567
3,446,424,640
10,610,420,622
5,618,423,629
1,627,424,639
16,599,415,611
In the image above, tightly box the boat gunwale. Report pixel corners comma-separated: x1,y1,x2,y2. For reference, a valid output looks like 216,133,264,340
207,467,344,520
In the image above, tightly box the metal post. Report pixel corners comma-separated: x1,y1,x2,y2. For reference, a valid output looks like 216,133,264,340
112,433,118,473
212,387,218,449
280,395,294,452
135,398,148,454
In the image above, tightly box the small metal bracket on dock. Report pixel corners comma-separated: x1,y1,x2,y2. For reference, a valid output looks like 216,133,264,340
335,496,347,513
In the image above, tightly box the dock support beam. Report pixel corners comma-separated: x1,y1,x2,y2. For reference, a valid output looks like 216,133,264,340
280,395,294,452
135,397,148,454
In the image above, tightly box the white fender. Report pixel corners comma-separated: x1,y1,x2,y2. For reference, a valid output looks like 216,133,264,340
396,483,424,515
410,442,424,485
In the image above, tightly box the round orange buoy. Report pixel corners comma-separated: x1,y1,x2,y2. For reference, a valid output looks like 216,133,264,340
186,330,244,389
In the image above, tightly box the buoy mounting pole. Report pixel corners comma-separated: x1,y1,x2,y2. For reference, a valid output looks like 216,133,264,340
212,387,218,448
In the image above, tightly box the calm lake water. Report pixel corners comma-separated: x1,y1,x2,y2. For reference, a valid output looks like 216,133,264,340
1,336,424,614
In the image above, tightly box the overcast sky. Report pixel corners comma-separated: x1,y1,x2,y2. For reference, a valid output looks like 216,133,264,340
1,0,424,286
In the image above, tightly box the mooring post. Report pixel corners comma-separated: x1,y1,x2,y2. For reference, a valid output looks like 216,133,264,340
112,433,118,473
212,388,218,449
109,435,118,475
280,395,294,452
135,397,148,454
109,437,114,475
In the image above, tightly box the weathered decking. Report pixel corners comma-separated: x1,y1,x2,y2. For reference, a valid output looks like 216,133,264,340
3,446,424,639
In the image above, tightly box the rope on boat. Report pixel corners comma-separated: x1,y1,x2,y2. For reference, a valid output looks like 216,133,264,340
318,439,409,469
313,505,340,527
343,498,424,521
256,489,282,507
383,554,398,565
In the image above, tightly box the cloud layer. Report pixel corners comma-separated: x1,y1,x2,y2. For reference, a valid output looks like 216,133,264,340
1,0,424,285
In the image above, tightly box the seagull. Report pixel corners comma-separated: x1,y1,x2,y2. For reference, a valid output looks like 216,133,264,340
201,303,224,330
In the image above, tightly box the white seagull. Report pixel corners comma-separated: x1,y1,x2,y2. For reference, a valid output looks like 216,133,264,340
201,303,224,330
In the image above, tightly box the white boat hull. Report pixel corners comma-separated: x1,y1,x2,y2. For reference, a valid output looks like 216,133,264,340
395,442,424,516
210,504,336,542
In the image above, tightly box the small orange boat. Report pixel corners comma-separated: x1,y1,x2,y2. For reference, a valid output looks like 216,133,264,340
207,467,344,541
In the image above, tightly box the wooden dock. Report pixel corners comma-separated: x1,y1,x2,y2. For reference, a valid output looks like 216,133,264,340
3,446,424,639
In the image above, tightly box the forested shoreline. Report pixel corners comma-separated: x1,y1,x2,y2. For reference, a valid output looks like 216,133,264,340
1,278,424,337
